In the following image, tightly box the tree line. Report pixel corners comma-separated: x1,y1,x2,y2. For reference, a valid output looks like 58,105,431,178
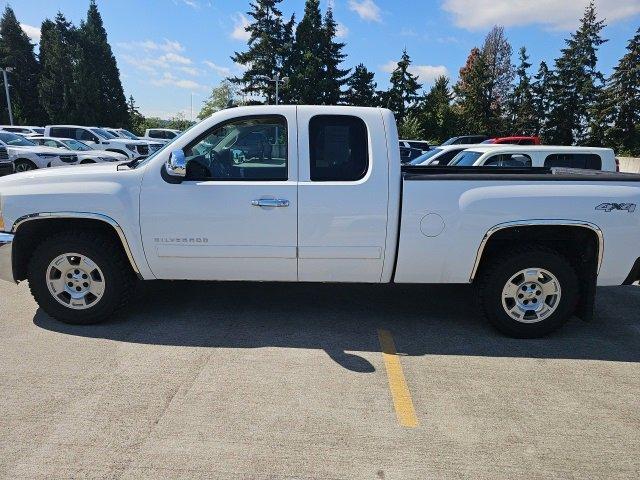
219,0,639,155
0,0,638,155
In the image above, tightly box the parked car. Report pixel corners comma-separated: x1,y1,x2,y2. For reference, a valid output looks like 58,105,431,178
482,136,541,145
103,128,164,153
441,135,488,145
0,131,78,171
449,145,617,171
44,125,151,160
2,106,640,339
0,146,14,176
144,128,181,142
0,125,45,136
409,144,482,166
399,139,430,153
31,137,128,163
399,146,423,163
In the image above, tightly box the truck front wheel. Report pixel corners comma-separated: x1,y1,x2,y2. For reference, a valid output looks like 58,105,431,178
27,231,136,324
478,246,579,338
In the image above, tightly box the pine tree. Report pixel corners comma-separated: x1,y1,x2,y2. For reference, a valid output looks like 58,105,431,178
231,0,292,104
77,0,128,126
383,49,422,121
480,25,514,134
288,0,325,104
454,47,491,134
417,75,456,143
319,7,350,104
545,1,607,145
344,63,377,106
605,27,640,155
127,96,145,135
398,113,424,139
508,47,537,135
38,14,78,124
532,61,551,136
0,6,47,124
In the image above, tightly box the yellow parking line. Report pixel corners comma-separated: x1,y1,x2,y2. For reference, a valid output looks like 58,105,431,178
377,329,418,428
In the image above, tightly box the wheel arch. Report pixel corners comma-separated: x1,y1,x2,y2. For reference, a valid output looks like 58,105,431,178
470,220,603,283
11,213,140,281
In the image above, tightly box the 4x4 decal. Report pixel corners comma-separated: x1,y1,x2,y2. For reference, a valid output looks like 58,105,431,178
595,202,636,213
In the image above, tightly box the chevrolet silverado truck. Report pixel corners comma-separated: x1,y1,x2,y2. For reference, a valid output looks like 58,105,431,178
1,106,639,338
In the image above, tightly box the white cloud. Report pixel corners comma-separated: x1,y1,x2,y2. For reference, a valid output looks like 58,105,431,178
117,39,185,54
381,60,449,85
442,0,640,30
349,0,382,22
179,66,200,76
231,13,251,41
20,23,40,42
203,60,232,77
151,72,208,90
161,52,192,65
336,22,349,38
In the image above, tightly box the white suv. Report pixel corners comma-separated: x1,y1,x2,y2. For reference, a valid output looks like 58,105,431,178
44,125,151,160
31,137,128,163
0,131,79,172
103,128,164,154
0,125,45,137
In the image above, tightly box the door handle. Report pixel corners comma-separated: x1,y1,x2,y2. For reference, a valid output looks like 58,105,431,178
251,198,290,207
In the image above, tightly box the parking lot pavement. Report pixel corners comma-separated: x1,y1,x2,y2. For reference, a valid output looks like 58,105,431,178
0,280,639,480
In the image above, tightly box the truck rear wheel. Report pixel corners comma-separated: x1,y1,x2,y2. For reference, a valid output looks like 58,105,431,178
27,231,136,324
478,246,579,338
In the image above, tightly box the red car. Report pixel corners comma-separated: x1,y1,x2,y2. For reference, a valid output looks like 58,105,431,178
482,136,541,145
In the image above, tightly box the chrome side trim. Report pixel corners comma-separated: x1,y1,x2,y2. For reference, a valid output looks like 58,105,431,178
469,220,604,282
0,232,15,283
12,212,140,275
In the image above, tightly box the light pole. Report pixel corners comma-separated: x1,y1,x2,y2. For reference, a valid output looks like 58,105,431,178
1,67,14,126
258,73,289,105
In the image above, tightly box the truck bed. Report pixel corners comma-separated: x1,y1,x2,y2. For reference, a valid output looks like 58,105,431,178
401,165,640,182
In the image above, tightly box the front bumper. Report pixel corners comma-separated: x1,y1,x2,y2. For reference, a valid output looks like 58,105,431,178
0,233,15,283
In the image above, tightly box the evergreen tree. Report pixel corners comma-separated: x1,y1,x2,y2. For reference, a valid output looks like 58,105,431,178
344,63,377,106
0,6,47,124
383,49,422,121
397,113,424,139
508,46,537,135
77,0,128,126
454,47,491,134
532,61,551,136
288,0,325,104
545,1,607,145
480,25,514,134
198,80,238,119
38,14,78,123
319,7,350,104
605,27,640,155
417,75,456,143
231,0,292,104
127,96,145,135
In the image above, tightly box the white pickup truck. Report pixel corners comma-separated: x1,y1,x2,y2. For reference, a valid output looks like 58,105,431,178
1,106,639,338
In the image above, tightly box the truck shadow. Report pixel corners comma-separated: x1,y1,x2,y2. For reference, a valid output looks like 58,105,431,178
33,282,640,372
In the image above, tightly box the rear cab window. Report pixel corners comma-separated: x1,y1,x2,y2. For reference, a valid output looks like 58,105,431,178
308,115,369,181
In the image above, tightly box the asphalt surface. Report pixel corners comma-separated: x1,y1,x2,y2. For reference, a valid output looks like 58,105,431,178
0,280,639,479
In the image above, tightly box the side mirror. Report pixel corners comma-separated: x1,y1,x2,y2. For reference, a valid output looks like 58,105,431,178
166,149,186,177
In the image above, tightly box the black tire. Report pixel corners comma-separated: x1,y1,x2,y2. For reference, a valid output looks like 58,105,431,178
14,159,37,172
478,246,579,338
27,231,136,324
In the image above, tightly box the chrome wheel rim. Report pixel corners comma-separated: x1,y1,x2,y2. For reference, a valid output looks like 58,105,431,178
15,162,34,172
46,253,106,310
501,267,561,323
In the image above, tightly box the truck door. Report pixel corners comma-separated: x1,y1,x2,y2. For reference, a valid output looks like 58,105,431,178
139,108,298,281
296,107,390,282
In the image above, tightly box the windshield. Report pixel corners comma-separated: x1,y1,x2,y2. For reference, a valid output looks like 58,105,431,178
409,148,443,165
0,132,36,147
450,151,483,166
61,139,93,151
91,128,117,140
119,129,139,140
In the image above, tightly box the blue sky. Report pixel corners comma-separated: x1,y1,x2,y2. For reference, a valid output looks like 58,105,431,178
9,0,640,119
